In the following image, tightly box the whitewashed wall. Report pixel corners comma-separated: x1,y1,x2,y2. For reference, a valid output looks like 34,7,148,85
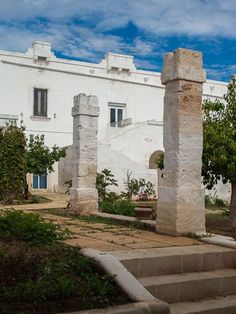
0,42,230,199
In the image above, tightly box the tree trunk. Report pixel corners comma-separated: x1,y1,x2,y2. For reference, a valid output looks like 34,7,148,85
24,175,29,200
230,178,236,228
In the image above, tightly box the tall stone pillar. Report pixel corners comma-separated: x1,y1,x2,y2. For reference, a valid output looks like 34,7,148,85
156,48,206,235
70,93,99,214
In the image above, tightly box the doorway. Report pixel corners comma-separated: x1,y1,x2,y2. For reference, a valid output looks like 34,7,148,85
32,172,47,189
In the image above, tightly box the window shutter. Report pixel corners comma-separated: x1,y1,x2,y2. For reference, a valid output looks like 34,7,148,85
34,89,38,116
33,89,48,117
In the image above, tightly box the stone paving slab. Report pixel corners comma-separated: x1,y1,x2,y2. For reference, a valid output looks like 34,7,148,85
127,231,200,246
41,215,73,223
64,238,130,251
87,233,148,245
125,241,173,249
61,226,87,234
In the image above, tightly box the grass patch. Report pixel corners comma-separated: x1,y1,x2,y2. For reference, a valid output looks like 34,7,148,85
206,206,228,211
0,210,70,245
0,241,129,313
0,210,130,313
205,213,236,237
13,194,51,205
206,213,229,223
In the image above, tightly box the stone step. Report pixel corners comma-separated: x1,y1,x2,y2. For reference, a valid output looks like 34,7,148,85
170,294,236,314
138,268,236,303
112,244,236,277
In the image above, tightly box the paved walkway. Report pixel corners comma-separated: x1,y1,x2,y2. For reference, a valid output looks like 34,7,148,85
0,191,68,210
40,211,201,251
0,192,202,251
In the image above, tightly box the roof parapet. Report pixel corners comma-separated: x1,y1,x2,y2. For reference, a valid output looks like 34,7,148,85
26,41,55,62
102,52,136,72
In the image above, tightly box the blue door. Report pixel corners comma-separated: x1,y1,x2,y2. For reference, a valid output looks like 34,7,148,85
33,173,47,189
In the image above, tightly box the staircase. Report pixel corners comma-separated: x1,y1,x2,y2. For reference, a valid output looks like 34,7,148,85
112,244,236,314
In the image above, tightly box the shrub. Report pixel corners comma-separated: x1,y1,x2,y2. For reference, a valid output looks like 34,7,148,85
214,197,228,208
138,179,156,201
96,169,118,203
123,171,155,200
0,122,27,204
0,210,69,245
122,171,139,199
205,195,213,207
100,199,135,217
205,195,229,208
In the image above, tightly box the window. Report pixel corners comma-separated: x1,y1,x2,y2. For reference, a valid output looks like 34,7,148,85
34,88,47,117
32,172,47,189
109,103,126,127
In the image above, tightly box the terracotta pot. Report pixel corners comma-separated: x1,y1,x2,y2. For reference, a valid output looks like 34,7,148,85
134,205,152,220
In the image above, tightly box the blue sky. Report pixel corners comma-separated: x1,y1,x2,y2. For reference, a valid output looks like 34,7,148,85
0,0,235,81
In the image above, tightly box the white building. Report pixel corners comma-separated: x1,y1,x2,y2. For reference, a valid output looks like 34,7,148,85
0,41,230,200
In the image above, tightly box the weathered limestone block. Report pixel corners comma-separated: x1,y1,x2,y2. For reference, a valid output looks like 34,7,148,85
70,93,100,214
156,48,206,235
161,49,206,83
157,186,205,234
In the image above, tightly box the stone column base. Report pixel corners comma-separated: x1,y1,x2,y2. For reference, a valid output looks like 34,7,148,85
69,188,98,214
156,186,206,236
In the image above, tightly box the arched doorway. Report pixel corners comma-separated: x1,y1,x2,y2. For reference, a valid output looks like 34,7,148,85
149,150,164,198
149,150,164,169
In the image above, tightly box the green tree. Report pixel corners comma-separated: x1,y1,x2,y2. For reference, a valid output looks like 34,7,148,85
25,134,66,198
27,134,66,175
202,75,236,225
0,124,66,204
0,122,27,204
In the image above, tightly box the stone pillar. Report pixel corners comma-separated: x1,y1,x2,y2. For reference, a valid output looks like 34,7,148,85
156,48,206,236
69,93,100,214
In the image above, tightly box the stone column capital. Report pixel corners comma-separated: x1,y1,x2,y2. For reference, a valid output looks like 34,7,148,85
161,48,206,85
72,93,99,117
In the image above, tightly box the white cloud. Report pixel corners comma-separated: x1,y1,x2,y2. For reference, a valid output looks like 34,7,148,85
0,0,236,37
206,64,236,81
60,26,125,60
135,58,161,71
0,0,235,80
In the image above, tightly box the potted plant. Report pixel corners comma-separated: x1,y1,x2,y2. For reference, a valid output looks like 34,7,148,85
134,205,152,220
